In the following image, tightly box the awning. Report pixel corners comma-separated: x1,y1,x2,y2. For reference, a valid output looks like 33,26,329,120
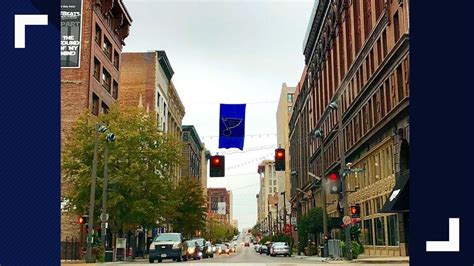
380,171,409,213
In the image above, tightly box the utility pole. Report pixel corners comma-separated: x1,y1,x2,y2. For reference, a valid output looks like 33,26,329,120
100,133,115,249
315,129,329,257
334,99,353,260
86,124,102,263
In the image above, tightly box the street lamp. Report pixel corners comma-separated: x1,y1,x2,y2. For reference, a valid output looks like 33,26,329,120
331,98,354,260
313,129,329,258
100,132,116,249
86,124,108,263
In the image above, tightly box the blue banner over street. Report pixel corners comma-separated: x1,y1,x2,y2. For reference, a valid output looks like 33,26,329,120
219,104,246,150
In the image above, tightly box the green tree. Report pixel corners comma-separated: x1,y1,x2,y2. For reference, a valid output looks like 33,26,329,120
62,106,184,232
172,177,207,238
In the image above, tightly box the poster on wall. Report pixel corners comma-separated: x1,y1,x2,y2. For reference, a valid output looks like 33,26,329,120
61,0,83,68
217,202,226,215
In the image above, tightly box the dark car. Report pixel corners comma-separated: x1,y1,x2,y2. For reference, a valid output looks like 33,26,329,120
186,240,203,260
192,238,213,258
244,241,250,247
148,233,188,263
259,244,268,254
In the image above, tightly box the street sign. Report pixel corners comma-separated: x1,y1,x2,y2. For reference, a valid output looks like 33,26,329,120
100,213,109,222
291,217,297,225
342,215,351,225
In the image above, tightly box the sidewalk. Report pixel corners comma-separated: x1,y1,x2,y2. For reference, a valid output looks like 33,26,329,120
291,255,409,264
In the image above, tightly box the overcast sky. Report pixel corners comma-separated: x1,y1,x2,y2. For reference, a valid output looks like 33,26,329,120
123,0,314,231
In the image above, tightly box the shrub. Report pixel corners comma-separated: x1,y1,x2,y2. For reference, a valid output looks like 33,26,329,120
340,240,364,259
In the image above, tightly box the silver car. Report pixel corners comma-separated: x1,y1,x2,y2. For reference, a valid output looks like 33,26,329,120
270,242,291,257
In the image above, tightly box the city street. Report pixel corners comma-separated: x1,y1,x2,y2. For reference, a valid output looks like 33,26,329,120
62,245,408,266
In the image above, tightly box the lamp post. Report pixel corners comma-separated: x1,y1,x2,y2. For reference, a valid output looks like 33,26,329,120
330,100,353,260
100,132,116,249
275,202,279,233
314,129,329,257
86,124,107,263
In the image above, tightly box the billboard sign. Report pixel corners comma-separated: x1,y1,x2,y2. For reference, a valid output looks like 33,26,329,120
217,202,226,215
61,0,83,68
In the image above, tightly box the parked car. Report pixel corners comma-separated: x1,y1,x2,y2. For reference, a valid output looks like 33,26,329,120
270,242,291,257
148,233,188,263
211,244,217,254
254,244,261,252
185,240,202,260
203,241,214,258
259,244,268,254
265,242,273,255
192,238,213,258
244,241,250,247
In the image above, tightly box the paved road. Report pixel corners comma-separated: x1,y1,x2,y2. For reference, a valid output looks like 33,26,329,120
100,245,408,265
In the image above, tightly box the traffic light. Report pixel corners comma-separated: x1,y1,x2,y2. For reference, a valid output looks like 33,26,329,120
328,172,341,194
78,215,89,225
210,155,225,177
275,148,285,171
350,204,361,218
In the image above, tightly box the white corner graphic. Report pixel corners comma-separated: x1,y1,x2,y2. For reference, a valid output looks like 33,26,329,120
15,15,48,48
426,218,460,252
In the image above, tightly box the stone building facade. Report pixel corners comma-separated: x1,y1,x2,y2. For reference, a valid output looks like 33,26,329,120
289,0,409,256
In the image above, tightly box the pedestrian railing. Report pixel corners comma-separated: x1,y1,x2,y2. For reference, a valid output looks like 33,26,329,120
61,237,81,261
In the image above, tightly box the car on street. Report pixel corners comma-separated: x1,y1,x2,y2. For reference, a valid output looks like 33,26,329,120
185,240,203,260
254,244,261,252
192,238,213,258
220,244,231,255
148,233,188,263
244,241,250,247
270,242,291,257
259,244,268,254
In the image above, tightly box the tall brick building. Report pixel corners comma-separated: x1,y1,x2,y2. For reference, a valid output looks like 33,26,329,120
207,188,232,225
181,125,203,181
120,51,185,185
289,0,409,256
61,0,132,241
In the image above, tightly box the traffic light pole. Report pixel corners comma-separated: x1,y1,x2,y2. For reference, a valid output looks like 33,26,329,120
86,124,100,263
320,134,329,257
336,98,353,260
100,141,110,248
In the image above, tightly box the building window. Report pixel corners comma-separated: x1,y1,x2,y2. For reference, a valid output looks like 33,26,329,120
103,37,112,60
393,11,400,42
387,215,399,246
363,219,373,245
157,93,160,109
287,94,294,103
101,102,109,114
375,217,386,246
288,106,292,113
95,24,102,45
113,50,120,69
92,93,100,116
112,80,119,99
93,57,101,81
102,69,111,92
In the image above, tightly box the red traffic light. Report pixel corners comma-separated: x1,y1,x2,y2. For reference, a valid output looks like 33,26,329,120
211,157,221,166
328,173,338,181
78,217,85,224
350,206,357,214
276,150,284,159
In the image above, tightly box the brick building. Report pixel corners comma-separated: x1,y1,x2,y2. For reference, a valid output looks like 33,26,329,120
289,0,409,256
207,188,232,225
61,0,132,241
120,51,185,185
181,125,203,181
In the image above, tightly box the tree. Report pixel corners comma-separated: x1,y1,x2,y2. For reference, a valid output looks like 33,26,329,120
62,106,184,233
171,177,207,238
297,207,324,249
